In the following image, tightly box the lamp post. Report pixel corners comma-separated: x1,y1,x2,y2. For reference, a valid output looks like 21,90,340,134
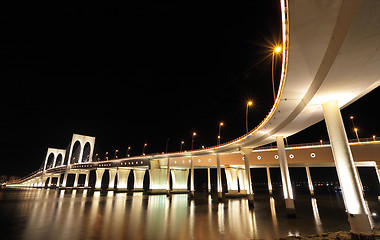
114,149,118,159
218,122,224,146
142,143,147,156
126,146,131,157
105,152,109,161
180,141,184,152
191,132,196,150
246,101,253,133
272,46,282,102
350,116,360,142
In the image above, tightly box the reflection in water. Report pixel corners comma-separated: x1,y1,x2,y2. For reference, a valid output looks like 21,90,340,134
311,198,323,233
1,189,373,240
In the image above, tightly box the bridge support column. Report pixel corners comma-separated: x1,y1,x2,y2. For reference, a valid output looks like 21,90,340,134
117,168,130,191
190,156,195,198
57,174,62,188
133,170,146,191
323,100,373,238
166,157,170,195
207,168,211,193
171,169,189,193
61,167,69,188
305,166,314,196
84,172,90,188
375,165,380,202
216,153,223,200
240,148,254,207
47,176,52,188
266,167,273,195
148,160,167,194
108,169,117,190
95,169,105,190
73,173,80,188
225,167,243,197
237,168,247,194
276,136,296,217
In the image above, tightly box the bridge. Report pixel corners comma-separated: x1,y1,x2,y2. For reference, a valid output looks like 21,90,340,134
6,0,380,238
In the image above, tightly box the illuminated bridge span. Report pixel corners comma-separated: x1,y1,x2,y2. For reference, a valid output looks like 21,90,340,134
7,0,380,238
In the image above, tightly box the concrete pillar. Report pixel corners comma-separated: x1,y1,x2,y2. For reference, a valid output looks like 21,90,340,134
73,173,80,188
117,168,130,191
276,136,296,217
240,148,254,206
225,167,240,197
149,168,167,194
47,176,52,188
171,169,189,193
84,172,90,188
216,153,223,200
375,165,380,201
266,167,273,195
166,157,171,195
133,170,146,191
190,156,195,197
322,100,373,237
108,169,117,189
305,166,314,196
95,169,105,190
57,174,62,188
237,168,247,194
207,168,211,193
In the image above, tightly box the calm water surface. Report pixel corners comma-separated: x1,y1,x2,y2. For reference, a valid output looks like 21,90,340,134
1,188,380,240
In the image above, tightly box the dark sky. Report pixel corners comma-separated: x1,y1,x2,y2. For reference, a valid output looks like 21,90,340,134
1,1,379,177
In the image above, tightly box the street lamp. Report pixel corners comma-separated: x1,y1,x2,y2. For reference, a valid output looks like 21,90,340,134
354,128,360,142
114,149,118,159
350,116,360,142
246,101,253,133
373,135,376,141
142,143,147,156
105,152,109,161
127,146,131,157
180,141,184,152
272,46,282,102
218,122,224,145
191,132,196,150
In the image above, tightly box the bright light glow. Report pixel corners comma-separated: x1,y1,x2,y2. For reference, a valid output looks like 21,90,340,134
257,156,261,160
354,128,358,132
311,153,316,158
274,155,279,159
247,101,253,106
193,132,196,136
220,122,224,126
350,116,354,119
289,154,294,159
274,46,282,53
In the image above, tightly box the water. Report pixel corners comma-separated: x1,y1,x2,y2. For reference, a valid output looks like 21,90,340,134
1,188,380,240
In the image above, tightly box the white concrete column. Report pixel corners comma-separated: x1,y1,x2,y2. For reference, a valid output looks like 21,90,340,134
190,156,195,197
225,167,239,197
240,148,254,206
133,170,146,191
305,166,314,196
108,169,117,189
216,153,223,200
276,136,295,217
47,176,52,188
148,168,167,194
117,168,130,191
167,157,171,195
95,169,105,190
322,100,372,237
61,165,70,188
266,167,273,195
171,169,189,193
57,174,62,187
237,168,247,194
73,173,80,188
207,168,211,193
84,172,90,188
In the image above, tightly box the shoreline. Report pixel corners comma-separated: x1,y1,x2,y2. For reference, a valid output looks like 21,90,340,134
280,228,380,240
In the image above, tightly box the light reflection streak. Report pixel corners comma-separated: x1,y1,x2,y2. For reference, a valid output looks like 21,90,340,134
218,202,225,235
270,196,279,237
311,198,323,233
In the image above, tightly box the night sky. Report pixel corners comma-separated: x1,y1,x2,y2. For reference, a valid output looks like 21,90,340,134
2,1,380,177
